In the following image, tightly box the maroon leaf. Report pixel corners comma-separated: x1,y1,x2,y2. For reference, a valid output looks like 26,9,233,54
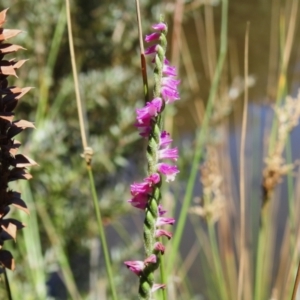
1,218,25,240
8,192,29,214
6,125,24,138
0,112,14,122
15,154,37,168
8,168,32,182
0,250,15,270
7,140,21,156
1,222,17,240
7,120,35,138
2,218,25,230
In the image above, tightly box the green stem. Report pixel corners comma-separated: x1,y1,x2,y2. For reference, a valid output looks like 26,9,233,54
286,137,295,235
207,221,229,300
4,269,12,300
291,260,300,300
87,167,118,300
36,3,66,124
167,0,228,274
19,182,47,299
159,249,167,300
254,202,271,300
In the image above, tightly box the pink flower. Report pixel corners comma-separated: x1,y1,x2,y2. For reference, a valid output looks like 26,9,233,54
128,193,148,210
145,32,160,43
157,163,179,182
124,260,145,275
152,23,167,31
145,44,158,55
159,131,173,148
163,64,177,77
158,204,167,216
158,147,178,161
130,182,152,195
154,242,165,254
135,117,152,137
161,85,180,104
156,217,176,226
136,98,162,124
124,255,157,276
162,77,180,89
152,283,166,292
155,229,173,239
128,174,160,210
144,173,160,185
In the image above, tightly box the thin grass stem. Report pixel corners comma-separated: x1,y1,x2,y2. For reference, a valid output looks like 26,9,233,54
207,221,229,300
167,0,228,274
237,22,250,300
36,3,66,124
65,1,118,299
4,269,12,300
87,167,118,300
19,182,47,299
269,0,298,154
291,261,300,300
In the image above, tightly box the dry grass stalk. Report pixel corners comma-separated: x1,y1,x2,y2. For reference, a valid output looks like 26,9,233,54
189,145,225,223
262,91,300,202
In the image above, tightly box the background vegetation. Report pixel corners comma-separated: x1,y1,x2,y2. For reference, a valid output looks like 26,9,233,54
1,0,300,299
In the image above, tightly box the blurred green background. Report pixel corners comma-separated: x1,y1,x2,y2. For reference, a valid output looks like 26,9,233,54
2,0,300,299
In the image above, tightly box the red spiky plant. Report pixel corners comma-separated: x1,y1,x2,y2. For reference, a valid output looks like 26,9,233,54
0,8,35,271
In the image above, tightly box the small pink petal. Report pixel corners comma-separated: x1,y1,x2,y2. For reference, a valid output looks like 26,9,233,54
124,260,145,275
145,32,160,43
128,193,148,210
157,163,179,182
158,147,178,161
155,229,173,239
145,173,160,185
152,283,166,292
160,131,173,148
156,217,176,226
158,204,167,216
145,44,158,55
152,23,167,31
144,254,157,264
154,242,165,254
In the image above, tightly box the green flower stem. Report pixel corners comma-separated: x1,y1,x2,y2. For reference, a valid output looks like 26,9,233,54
159,247,167,300
167,0,228,274
139,25,167,300
207,221,229,300
87,166,118,300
